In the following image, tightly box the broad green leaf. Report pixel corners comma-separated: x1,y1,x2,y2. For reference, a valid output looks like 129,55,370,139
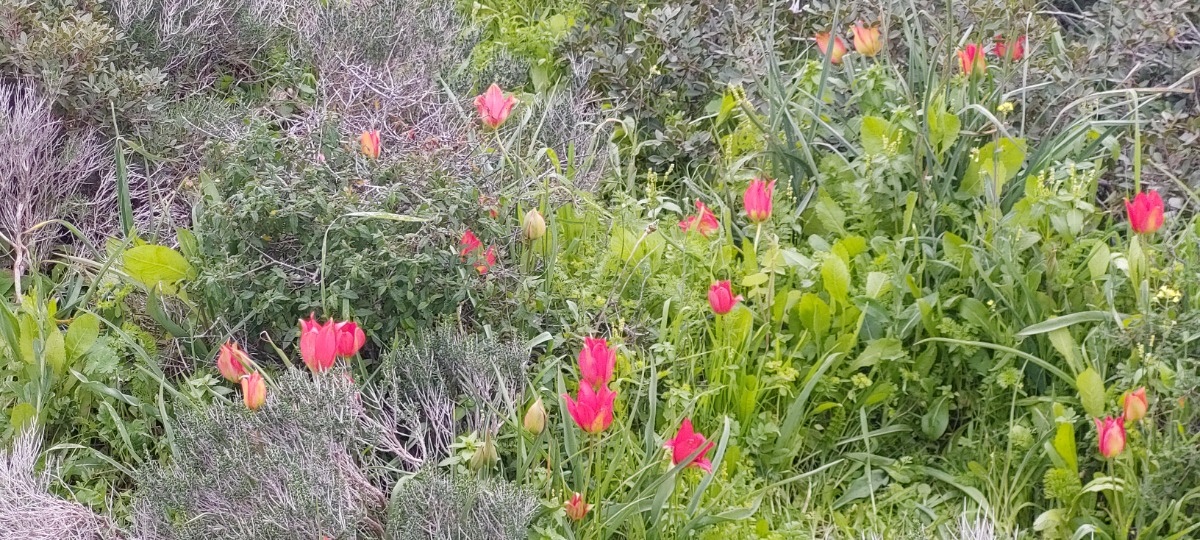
45,329,66,376
10,403,36,430
18,314,36,363
959,138,1027,197
860,116,891,155
921,395,951,439
796,293,831,338
928,110,961,155
849,338,904,370
741,273,769,288
1034,509,1065,532
122,245,192,291
65,313,100,360
865,272,891,299
1048,328,1082,374
821,255,851,305
833,469,888,509
941,232,972,271
1076,367,1106,418
1054,424,1078,473
1088,243,1110,280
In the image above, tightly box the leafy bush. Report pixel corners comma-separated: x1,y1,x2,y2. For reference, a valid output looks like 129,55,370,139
385,469,536,540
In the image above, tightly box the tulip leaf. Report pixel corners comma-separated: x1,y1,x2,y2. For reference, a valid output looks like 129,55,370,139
1076,367,1106,418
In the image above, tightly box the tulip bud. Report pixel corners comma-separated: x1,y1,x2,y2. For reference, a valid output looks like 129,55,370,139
1122,387,1148,422
522,209,546,241
523,397,547,435
241,372,267,411
565,492,590,521
469,433,499,470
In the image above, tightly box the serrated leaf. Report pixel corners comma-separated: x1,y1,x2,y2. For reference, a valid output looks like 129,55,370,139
861,116,891,155
1076,367,1106,418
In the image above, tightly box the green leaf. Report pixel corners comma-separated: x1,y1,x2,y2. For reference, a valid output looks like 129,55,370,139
10,403,36,430
1048,328,1082,375
796,293,831,338
65,313,100,360
44,329,66,376
959,138,1027,197
741,273,769,288
860,116,891,155
122,245,192,292
1017,311,1113,337
928,110,961,155
920,395,951,439
1076,367,1106,418
821,255,851,305
1054,423,1078,473
1088,243,1110,280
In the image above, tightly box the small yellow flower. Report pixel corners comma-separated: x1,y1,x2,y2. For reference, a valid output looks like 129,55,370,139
997,101,1015,114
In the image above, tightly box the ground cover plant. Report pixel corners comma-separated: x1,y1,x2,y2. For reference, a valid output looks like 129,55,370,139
1,0,1199,538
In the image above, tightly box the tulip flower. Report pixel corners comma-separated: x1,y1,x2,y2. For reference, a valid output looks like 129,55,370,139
334,321,367,357
815,32,848,64
994,35,1026,60
1125,190,1164,234
958,44,987,76
562,384,616,434
852,22,883,57
679,200,720,237
1123,387,1148,423
578,337,616,389
743,178,775,223
217,341,250,383
241,372,267,411
360,130,380,159
474,84,518,129
522,209,546,241
664,418,716,472
299,314,339,373
708,281,743,315
565,492,590,521
1094,415,1126,459
460,230,483,257
524,396,547,435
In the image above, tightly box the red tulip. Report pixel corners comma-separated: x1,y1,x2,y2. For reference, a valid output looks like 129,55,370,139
474,84,518,129
1123,387,1148,423
578,337,616,389
679,200,719,237
335,321,366,357
994,35,1026,60
564,492,590,521
1094,415,1126,459
475,245,496,275
241,372,267,411
851,23,883,57
743,178,775,223
708,281,743,315
360,130,380,159
460,230,483,257
299,314,339,373
562,384,616,434
958,44,987,76
664,418,715,472
815,32,848,64
217,341,250,383
1125,190,1164,234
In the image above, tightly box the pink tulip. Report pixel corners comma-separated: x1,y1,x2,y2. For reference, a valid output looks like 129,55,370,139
562,384,616,434
743,178,775,223
335,321,367,357
664,418,715,472
578,337,616,389
241,372,267,411
1094,415,1126,459
958,44,987,76
708,281,743,315
565,492,590,521
1125,190,1164,234
299,314,339,373
815,32,848,64
217,341,250,383
474,84,518,129
679,201,720,237
1123,387,1148,423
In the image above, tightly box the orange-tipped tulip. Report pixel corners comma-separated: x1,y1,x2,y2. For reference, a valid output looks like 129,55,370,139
664,418,716,472
708,281,743,315
475,245,496,275
743,178,775,223
565,492,590,521
299,314,339,373
241,372,266,411
994,35,1026,60
217,341,250,383
1125,190,1164,234
562,384,616,434
1123,387,1148,422
578,337,616,390
852,23,883,57
474,84,518,129
815,32,848,64
958,44,987,76
360,130,380,159
1094,415,1126,459
334,321,367,357
679,200,719,237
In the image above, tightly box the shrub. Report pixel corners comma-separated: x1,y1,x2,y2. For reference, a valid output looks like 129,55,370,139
385,469,536,540
0,431,120,540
